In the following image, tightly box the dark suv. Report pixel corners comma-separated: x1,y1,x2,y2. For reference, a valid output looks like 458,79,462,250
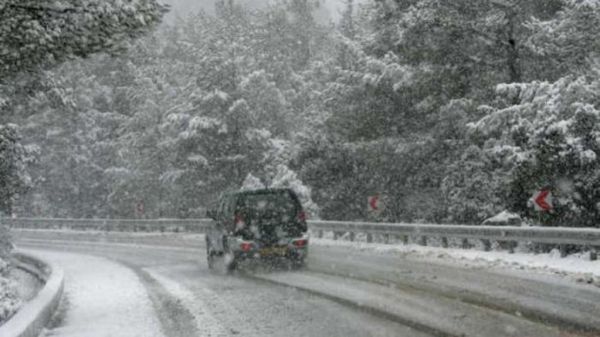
206,188,309,271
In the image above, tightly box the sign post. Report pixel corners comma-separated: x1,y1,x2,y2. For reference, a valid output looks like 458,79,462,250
135,200,145,219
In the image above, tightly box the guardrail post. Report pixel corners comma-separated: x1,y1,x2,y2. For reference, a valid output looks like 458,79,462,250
508,241,517,254
559,244,567,258
383,234,390,244
441,237,448,248
349,232,355,242
402,235,408,245
366,233,373,243
590,250,597,261
419,236,427,246
481,239,491,252
318,230,323,238
461,238,470,249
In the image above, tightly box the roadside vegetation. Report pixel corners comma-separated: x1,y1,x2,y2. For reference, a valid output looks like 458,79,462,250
0,0,167,323
0,224,20,324
1,0,599,228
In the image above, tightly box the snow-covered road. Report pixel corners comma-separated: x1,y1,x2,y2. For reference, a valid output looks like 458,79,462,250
30,250,164,337
16,234,424,337
11,229,600,337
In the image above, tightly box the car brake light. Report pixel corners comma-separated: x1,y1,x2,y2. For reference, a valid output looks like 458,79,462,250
297,211,307,222
293,239,308,248
240,242,253,252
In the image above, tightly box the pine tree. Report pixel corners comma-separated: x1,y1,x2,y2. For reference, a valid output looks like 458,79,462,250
0,0,167,80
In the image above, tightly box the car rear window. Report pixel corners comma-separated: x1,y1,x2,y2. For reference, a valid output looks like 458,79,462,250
236,190,300,213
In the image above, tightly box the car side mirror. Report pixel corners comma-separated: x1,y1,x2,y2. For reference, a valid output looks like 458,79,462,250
206,209,216,220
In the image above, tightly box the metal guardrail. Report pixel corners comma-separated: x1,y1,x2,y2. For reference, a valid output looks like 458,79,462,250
1,218,212,233
3,217,599,258
310,220,600,246
310,220,600,259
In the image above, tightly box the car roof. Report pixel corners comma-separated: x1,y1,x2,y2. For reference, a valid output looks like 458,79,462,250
230,188,294,196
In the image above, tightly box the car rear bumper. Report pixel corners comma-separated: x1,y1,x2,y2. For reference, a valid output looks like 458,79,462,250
235,246,308,261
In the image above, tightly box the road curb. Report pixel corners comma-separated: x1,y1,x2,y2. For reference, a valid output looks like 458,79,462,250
0,251,65,337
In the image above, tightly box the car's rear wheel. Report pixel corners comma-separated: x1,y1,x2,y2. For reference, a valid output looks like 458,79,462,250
227,259,237,272
224,252,237,273
206,238,219,270
207,250,216,269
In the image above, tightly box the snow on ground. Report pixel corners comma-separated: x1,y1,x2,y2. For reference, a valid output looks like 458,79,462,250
20,249,165,337
312,237,600,286
9,267,42,301
143,267,228,337
0,259,21,325
0,275,21,325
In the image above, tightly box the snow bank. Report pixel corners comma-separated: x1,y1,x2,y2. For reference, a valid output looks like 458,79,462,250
0,251,64,337
0,261,21,326
481,210,521,226
144,268,228,336
0,224,21,326
312,238,600,286
26,250,164,337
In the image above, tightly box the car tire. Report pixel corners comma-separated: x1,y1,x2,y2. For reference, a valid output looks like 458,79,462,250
207,250,216,269
227,258,237,272
221,236,237,273
206,240,215,269
224,252,237,273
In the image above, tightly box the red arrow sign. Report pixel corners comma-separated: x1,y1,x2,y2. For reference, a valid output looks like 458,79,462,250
368,195,379,211
532,189,552,212
136,200,145,214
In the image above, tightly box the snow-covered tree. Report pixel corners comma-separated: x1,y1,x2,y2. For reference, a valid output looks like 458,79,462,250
0,245,21,324
8,0,598,228
468,73,600,226
0,127,25,324
368,0,563,90
269,164,319,218
441,146,507,224
240,173,265,191
526,0,600,77
0,0,167,79
0,124,30,215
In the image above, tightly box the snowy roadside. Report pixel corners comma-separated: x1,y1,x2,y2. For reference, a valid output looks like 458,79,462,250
13,229,205,246
0,258,21,326
18,249,165,337
311,238,600,287
143,267,229,337
8,266,42,302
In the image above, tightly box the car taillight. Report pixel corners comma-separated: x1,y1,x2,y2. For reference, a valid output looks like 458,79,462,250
235,213,245,230
293,239,308,248
240,242,253,252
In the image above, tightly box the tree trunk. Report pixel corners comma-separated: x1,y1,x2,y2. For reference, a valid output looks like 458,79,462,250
506,13,521,84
